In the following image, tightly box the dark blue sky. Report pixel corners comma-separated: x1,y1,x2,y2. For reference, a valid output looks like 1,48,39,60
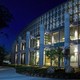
0,0,67,52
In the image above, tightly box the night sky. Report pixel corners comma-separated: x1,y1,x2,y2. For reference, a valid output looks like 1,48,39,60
0,0,67,52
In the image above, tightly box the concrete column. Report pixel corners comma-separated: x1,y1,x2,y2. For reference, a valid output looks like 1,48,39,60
25,31,30,65
64,12,70,68
17,36,22,64
39,23,44,67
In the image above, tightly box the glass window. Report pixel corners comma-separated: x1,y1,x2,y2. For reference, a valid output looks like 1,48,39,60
60,29,64,42
44,34,52,45
79,5,80,12
53,23,55,29
79,13,80,21
30,52,35,65
79,26,80,39
73,0,77,6
70,26,78,40
74,6,78,13
69,1,72,8
79,0,80,4
21,53,25,64
73,14,78,22
50,24,52,30
44,50,50,66
36,50,39,65
52,31,59,44
22,43,25,50
70,44,78,67
69,8,72,15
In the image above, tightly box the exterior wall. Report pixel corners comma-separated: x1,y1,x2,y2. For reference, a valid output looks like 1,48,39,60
12,0,80,67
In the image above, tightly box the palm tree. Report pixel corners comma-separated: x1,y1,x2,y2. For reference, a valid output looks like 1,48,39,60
0,5,13,30
45,48,57,66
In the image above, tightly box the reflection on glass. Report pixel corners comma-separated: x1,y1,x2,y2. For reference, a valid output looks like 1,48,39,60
44,50,50,66
70,26,78,40
15,54,17,64
52,32,59,43
70,44,78,67
22,44,25,50
60,29,64,42
30,52,35,65
79,26,80,39
36,50,39,65
21,54,24,64
44,34,52,45
37,39,40,47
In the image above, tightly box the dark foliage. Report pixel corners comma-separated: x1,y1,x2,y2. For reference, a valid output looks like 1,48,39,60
15,65,80,79
0,46,5,65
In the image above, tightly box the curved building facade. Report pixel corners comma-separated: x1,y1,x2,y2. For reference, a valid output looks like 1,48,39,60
12,0,80,67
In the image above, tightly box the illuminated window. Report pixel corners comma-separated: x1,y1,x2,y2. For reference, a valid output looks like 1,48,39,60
52,32,59,43
22,44,25,50
37,39,40,47
70,26,78,40
60,29,64,42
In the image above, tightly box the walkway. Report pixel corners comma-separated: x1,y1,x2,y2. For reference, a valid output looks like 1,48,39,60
0,67,55,80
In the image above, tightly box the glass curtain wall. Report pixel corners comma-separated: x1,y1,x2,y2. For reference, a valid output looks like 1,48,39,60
70,26,78,40
44,49,50,66
35,50,39,65
52,31,59,44
60,29,64,42
21,53,25,64
30,37,40,48
15,54,17,64
70,44,78,67
79,26,80,39
44,34,52,45
30,52,35,65
30,50,39,65
44,49,58,66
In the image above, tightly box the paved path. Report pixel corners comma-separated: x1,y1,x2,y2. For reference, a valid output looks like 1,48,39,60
0,67,55,80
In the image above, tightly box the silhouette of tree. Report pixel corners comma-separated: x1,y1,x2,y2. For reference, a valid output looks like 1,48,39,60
0,46,5,65
0,5,13,65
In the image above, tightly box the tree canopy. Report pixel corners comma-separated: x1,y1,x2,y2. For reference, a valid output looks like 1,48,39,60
0,46,5,65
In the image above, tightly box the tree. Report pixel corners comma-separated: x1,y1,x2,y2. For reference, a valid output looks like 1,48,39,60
56,47,63,68
0,5,13,65
45,48,57,66
64,48,70,68
0,46,5,65
0,5,13,30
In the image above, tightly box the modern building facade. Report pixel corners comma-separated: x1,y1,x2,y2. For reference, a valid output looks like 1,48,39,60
12,0,80,67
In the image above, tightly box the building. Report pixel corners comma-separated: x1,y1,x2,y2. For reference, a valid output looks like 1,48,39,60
12,0,80,67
